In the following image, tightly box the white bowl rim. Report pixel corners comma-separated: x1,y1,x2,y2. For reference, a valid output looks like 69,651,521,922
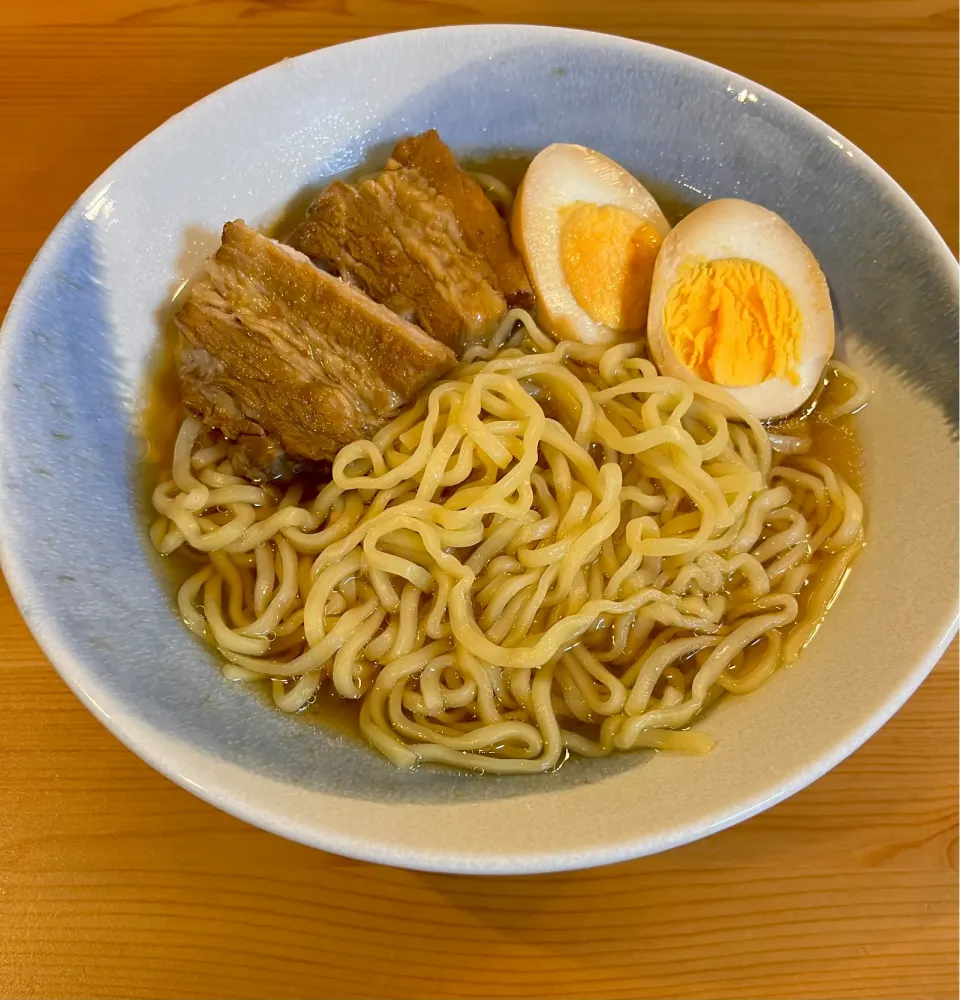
1,24,957,874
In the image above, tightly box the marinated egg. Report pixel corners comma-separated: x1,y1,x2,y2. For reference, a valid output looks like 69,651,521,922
647,198,834,421
512,144,671,345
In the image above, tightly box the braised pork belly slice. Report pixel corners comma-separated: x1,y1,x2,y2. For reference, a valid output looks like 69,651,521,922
288,166,507,349
390,130,533,310
174,220,456,469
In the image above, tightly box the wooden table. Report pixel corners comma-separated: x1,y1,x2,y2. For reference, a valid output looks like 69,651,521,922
1,3,957,998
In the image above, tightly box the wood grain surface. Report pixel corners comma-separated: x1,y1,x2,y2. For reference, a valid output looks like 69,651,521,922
0,3,957,998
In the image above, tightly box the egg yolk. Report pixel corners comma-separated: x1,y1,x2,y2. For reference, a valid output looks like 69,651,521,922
559,202,662,333
662,258,802,386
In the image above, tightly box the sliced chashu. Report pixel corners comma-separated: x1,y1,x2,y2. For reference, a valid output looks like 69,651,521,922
288,159,509,348
390,130,533,310
175,220,456,466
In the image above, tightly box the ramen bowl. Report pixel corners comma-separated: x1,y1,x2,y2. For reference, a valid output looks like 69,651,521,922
0,25,956,874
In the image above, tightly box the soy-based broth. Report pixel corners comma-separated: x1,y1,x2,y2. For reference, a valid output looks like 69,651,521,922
141,143,868,771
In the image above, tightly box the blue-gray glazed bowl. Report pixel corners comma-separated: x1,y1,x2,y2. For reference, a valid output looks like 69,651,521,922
0,26,956,874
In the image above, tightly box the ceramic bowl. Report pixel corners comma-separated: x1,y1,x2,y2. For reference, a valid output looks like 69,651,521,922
1,25,956,874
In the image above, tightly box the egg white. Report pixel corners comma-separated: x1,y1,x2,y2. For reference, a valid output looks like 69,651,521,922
513,144,670,345
646,198,835,421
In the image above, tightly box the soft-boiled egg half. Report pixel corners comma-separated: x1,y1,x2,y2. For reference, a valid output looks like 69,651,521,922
647,199,834,421
512,144,671,346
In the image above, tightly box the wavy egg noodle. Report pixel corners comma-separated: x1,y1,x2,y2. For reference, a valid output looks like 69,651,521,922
151,310,866,773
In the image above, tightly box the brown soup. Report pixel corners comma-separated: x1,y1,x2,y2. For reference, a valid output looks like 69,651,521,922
136,155,864,744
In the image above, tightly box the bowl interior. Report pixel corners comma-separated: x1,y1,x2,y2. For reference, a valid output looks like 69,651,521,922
0,26,956,873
